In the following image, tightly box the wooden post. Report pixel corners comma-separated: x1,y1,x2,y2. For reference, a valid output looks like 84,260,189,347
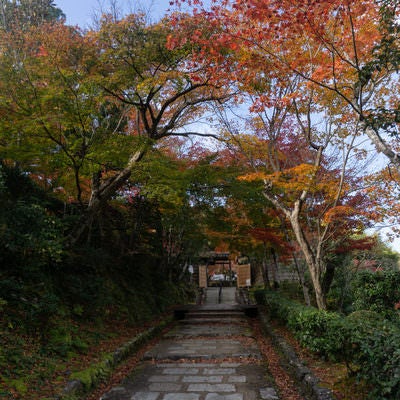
199,265,208,288
237,264,251,288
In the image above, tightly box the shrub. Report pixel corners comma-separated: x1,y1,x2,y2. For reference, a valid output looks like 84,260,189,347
255,289,344,360
342,310,400,399
287,308,344,359
255,289,400,399
254,290,304,322
352,270,400,319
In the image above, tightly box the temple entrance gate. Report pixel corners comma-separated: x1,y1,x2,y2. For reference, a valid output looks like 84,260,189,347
198,252,251,288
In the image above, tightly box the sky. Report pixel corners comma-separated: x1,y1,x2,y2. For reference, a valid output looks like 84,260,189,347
55,0,176,27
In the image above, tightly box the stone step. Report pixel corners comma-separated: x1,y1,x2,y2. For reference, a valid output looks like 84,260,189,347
143,338,262,361
165,324,253,338
186,311,244,319
99,299,281,400
197,304,243,311
173,305,258,320
184,315,245,322
180,317,246,325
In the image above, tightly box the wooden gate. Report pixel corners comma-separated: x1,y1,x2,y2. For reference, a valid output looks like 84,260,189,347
236,264,251,287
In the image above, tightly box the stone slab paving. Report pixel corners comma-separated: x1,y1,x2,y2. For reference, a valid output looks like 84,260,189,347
143,338,261,360
165,324,251,338
100,288,280,400
101,362,278,400
219,287,238,305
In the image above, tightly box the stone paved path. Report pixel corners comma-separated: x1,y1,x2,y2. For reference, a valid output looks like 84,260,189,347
100,288,280,400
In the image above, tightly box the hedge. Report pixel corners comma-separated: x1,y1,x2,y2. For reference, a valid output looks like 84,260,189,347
255,290,400,400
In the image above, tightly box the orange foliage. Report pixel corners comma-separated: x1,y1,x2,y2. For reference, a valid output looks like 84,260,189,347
171,0,385,111
238,171,267,182
322,205,356,224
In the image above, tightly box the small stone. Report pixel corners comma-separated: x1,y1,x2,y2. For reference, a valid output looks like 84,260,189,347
183,376,223,383
163,368,199,375
148,383,182,391
130,393,159,400
228,376,246,383
188,383,235,392
205,394,243,400
148,375,180,382
260,387,279,399
203,368,236,375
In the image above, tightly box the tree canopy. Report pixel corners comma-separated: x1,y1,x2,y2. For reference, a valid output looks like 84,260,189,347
0,0,399,316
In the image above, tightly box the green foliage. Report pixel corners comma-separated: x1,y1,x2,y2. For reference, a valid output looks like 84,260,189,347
70,360,112,392
0,163,64,266
0,164,66,343
325,240,400,314
0,298,6,312
343,310,400,399
0,0,65,31
254,289,303,322
287,308,344,358
2,377,28,396
325,253,361,313
0,335,34,378
256,289,400,399
352,270,400,318
255,290,343,359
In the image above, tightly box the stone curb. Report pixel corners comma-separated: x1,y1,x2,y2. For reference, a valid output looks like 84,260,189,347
59,315,174,399
258,309,335,400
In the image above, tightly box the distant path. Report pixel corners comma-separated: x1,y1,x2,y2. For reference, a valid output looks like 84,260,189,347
100,287,281,400
203,286,237,306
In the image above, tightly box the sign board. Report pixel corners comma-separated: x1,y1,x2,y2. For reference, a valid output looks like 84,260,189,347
199,265,208,288
237,264,251,287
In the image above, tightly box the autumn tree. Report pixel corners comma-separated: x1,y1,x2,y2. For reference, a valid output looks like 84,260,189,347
172,0,399,170
208,149,293,289
238,111,378,308
0,14,231,244
125,138,213,281
0,24,97,200
208,73,379,308
0,0,65,30
169,0,398,308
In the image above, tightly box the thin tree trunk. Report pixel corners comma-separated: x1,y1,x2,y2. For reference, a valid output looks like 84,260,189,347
262,242,271,288
270,247,280,289
292,253,311,306
289,204,327,310
278,216,311,305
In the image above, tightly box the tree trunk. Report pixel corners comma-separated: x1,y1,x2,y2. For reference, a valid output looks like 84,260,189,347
322,261,336,297
289,204,327,310
292,253,311,306
262,242,271,288
66,148,147,246
263,188,327,309
279,217,311,306
361,122,400,174
270,247,280,289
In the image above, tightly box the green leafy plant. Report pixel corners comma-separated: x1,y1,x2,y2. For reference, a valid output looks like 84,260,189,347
353,271,400,319
256,289,400,399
